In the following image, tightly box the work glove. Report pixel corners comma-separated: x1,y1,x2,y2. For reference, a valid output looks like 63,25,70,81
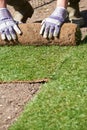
0,8,21,41
40,7,67,39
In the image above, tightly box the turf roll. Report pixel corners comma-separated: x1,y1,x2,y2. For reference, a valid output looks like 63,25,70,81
0,23,81,46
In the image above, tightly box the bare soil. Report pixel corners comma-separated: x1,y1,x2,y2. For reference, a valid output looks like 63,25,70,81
0,0,87,130
0,82,41,130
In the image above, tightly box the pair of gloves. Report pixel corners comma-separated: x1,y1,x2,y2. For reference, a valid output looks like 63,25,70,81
0,7,67,41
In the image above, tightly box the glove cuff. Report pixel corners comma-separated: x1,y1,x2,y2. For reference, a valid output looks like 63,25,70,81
51,7,67,21
0,8,12,20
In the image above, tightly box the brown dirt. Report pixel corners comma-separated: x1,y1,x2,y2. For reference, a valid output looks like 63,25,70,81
0,0,87,130
0,82,41,130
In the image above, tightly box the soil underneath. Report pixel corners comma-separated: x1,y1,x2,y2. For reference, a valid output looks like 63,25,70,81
0,0,87,130
0,82,41,130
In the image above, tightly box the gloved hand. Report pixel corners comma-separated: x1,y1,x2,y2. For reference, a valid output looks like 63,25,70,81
0,8,21,41
40,7,67,39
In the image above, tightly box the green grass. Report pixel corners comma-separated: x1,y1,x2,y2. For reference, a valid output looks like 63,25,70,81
1,44,87,81
0,45,78,81
0,44,87,130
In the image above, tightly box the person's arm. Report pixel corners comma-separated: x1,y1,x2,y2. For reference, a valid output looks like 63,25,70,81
57,0,68,8
40,0,68,39
0,0,21,41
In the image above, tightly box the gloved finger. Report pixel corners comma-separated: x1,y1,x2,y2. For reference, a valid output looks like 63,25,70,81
40,23,45,35
53,25,60,37
5,28,11,41
13,24,21,35
0,32,6,40
41,19,45,25
43,25,50,38
9,27,16,40
48,26,55,39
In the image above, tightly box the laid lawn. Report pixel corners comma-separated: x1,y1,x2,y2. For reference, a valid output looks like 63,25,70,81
0,44,87,130
0,45,80,81
0,44,87,81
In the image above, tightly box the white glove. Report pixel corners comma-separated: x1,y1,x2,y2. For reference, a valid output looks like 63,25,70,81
40,7,67,39
0,8,21,41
